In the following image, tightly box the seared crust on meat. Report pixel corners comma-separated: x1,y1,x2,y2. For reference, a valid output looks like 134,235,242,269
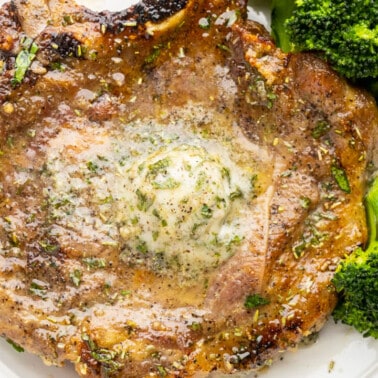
0,0,377,377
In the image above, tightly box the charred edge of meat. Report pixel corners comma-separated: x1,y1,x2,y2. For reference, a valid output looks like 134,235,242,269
0,1,19,31
73,0,190,34
0,49,13,63
236,316,304,368
0,82,11,102
46,33,82,58
0,2,22,52
132,0,189,22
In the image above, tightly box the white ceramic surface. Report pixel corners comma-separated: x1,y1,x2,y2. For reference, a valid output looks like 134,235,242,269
0,1,376,377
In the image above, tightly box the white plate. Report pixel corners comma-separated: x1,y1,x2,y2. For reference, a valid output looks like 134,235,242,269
0,1,377,377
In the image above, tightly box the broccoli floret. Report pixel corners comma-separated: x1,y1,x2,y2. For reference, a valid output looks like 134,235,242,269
270,0,378,340
270,0,297,53
270,0,378,80
332,177,378,338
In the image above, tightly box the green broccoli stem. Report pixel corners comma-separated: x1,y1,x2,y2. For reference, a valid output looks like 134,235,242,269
332,177,378,338
366,177,378,245
269,0,378,337
269,0,378,102
270,0,297,52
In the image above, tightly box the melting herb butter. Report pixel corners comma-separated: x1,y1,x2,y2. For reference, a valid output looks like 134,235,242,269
116,143,252,274
45,108,265,278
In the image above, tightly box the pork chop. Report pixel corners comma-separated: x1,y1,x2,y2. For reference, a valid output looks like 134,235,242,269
0,0,377,377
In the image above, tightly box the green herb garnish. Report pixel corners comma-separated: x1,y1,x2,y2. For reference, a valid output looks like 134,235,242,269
70,269,82,287
29,280,48,299
244,294,270,309
6,338,24,353
312,120,331,139
136,189,155,211
87,161,99,173
148,158,170,175
299,196,312,209
12,37,39,86
331,164,351,193
136,240,148,254
230,187,243,201
82,257,106,269
81,333,123,373
201,204,213,219
152,178,180,189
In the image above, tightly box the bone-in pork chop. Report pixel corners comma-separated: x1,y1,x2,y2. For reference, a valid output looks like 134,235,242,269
0,0,377,377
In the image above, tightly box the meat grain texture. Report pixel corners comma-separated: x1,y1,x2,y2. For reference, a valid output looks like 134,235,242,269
0,0,377,377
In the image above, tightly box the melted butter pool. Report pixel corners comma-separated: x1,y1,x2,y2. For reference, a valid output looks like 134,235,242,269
45,106,271,278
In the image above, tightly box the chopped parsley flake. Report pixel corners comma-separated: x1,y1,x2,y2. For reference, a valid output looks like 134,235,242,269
331,164,351,193
201,204,213,218
6,338,24,353
152,178,180,189
82,257,106,269
136,189,155,211
148,158,170,175
312,120,331,139
70,269,82,287
12,37,39,86
244,294,270,309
